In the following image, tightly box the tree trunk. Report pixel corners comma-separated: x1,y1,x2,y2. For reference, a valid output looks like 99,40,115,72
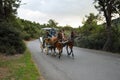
103,21,112,51
0,0,3,20
102,3,113,51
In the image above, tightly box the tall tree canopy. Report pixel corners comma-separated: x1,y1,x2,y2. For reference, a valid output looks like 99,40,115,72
0,0,21,20
81,13,99,36
47,19,58,28
94,0,120,51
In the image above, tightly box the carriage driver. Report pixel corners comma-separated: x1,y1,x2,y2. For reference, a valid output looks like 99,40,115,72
57,30,63,42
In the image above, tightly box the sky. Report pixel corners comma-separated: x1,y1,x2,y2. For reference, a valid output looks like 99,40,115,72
17,0,98,28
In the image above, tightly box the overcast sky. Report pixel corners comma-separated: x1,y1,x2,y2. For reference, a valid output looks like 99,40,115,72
17,0,98,28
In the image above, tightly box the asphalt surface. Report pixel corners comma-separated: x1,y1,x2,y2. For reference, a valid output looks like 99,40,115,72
27,39,120,80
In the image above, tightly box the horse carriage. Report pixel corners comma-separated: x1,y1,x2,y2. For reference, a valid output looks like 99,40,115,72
39,28,74,59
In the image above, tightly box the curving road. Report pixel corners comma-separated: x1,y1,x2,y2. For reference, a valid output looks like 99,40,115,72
27,39,120,80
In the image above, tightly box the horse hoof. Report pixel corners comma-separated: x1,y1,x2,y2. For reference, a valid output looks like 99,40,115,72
58,56,61,59
67,54,70,56
52,53,56,56
72,54,74,57
68,53,71,56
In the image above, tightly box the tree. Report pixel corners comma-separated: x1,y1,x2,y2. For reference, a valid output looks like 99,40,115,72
94,0,120,51
0,0,4,20
0,0,21,20
81,13,99,36
47,19,58,28
0,0,27,54
83,13,98,25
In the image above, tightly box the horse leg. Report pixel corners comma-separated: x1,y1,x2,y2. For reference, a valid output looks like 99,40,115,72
58,49,62,59
58,50,61,59
71,48,74,58
53,47,57,56
66,45,70,56
68,47,72,56
68,45,74,58
50,47,53,55
58,48,62,59
61,48,63,53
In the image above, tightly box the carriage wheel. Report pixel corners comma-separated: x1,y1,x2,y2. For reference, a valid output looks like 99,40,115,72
39,37,44,52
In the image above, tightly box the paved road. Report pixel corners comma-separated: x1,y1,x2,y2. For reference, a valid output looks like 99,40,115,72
27,39,120,80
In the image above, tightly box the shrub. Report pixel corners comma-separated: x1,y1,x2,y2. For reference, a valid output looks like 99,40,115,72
75,32,106,50
0,22,26,55
21,31,31,41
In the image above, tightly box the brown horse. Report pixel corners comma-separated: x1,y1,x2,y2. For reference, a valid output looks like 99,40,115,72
44,36,64,58
43,36,57,54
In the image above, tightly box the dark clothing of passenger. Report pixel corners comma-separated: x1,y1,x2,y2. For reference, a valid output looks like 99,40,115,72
50,29,56,36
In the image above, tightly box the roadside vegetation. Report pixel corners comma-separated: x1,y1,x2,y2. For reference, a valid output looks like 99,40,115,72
0,0,41,79
75,13,120,53
0,49,40,80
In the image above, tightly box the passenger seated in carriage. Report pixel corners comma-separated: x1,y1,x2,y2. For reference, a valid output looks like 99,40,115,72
50,28,56,37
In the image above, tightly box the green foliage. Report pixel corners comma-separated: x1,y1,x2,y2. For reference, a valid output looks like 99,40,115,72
63,25,73,31
75,13,106,50
80,13,100,36
14,18,75,41
75,26,106,50
0,0,21,20
0,0,27,55
75,16,120,53
111,19,120,52
94,0,120,51
0,22,26,55
47,19,58,28
15,18,43,40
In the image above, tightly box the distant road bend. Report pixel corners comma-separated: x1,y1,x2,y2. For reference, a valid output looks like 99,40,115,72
27,39,120,80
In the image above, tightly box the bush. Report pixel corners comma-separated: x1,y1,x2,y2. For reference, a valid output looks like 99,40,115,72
21,31,31,41
0,22,26,55
75,32,106,50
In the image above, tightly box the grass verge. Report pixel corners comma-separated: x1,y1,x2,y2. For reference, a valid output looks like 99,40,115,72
0,49,40,80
